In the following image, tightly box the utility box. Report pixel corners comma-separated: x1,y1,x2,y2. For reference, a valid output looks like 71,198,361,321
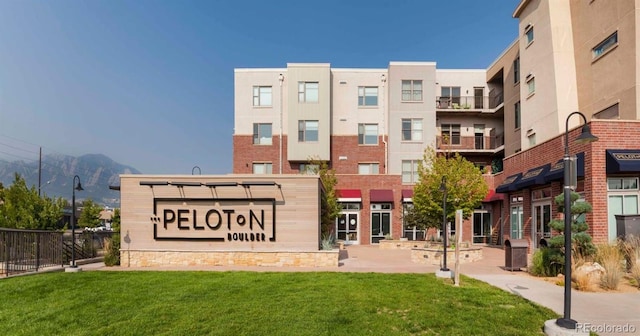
615,214,640,239
505,239,528,271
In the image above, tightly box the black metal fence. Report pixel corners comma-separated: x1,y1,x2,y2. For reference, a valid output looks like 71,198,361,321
0,228,113,277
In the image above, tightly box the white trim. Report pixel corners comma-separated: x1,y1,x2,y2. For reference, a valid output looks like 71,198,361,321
338,197,362,202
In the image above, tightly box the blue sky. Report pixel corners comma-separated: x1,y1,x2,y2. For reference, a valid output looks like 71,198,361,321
0,0,520,174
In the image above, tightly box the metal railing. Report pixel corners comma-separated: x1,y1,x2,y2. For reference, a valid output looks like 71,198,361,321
436,134,504,151
1,228,113,277
436,94,504,110
0,228,64,277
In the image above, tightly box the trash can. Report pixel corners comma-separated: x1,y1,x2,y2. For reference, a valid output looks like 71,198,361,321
615,214,640,239
505,239,528,271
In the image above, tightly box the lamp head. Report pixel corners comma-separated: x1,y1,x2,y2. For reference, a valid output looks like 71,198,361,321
439,176,447,192
575,124,599,145
75,181,84,191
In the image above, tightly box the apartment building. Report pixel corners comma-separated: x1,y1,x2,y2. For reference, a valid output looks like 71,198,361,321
234,63,504,245
233,0,640,248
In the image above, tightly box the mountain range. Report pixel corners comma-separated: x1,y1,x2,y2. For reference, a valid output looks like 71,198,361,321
0,154,140,207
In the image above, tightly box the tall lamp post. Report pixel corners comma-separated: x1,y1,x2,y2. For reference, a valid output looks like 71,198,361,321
440,176,449,272
556,112,598,329
70,175,84,268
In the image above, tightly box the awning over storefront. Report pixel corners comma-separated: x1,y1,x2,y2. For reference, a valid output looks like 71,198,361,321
515,164,551,189
495,173,522,193
370,189,394,203
483,189,505,202
606,149,640,173
544,152,585,182
337,189,362,202
401,189,413,202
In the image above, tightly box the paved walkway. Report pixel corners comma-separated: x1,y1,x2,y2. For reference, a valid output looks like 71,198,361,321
20,245,640,335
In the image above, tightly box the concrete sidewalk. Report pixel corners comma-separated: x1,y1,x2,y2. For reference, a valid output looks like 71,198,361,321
52,245,640,335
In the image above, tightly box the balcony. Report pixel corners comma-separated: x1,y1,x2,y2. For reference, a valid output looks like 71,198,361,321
436,93,504,112
436,134,504,153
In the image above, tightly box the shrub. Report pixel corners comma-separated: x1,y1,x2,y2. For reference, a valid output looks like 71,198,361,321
320,233,335,251
530,247,563,277
631,264,640,289
596,244,624,290
104,233,121,266
618,234,640,271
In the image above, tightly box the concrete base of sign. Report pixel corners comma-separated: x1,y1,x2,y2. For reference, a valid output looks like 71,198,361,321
543,320,588,336
435,269,453,279
64,266,83,273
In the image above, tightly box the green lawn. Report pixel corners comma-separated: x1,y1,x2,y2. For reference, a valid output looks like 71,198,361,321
0,271,556,335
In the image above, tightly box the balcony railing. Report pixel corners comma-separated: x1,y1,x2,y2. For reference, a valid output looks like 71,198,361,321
436,134,504,151
436,94,504,110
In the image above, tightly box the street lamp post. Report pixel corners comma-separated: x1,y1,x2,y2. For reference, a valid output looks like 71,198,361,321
440,176,449,271
192,166,201,175
70,175,84,268
556,112,598,329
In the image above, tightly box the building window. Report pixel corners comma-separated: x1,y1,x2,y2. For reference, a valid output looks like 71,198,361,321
441,124,461,145
252,123,272,145
401,119,423,141
441,86,461,106
594,103,619,120
593,31,618,59
401,80,422,102
526,76,535,96
358,163,379,174
525,24,534,45
510,204,524,239
402,160,420,184
358,86,378,106
252,162,272,174
358,124,378,145
299,163,319,174
298,82,319,103
252,86,272,106
513,57,520,84
514,101,521,129
298,120,319,142
608,177,639,242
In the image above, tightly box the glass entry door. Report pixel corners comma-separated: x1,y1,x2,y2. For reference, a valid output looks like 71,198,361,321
336,212,359,245
371,207,391,244
532,202,551,248
473,211,491,244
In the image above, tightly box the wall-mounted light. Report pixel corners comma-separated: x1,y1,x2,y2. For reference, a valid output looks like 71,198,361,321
170,181,202,187
205,182,239,187
140,181,170,186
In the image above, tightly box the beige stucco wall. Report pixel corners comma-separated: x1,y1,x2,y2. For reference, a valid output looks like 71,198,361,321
234,69,287,135
119,175,323,259
387,62,437,175
331,69,387,136
517,0,579,151
286,63,331,161
570,0,638,120
488,40,521,156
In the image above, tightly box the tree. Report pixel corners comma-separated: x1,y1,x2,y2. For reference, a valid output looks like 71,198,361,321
0,173,64,229
409,148,488,233
78,199,103,228
548,191,596,265
307,157,340,237
105,208,121,266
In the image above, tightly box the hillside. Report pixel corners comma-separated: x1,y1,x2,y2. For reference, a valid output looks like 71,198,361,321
0,154,140,207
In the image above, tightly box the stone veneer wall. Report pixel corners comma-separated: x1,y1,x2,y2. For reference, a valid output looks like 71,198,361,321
411,247,483,265
121,250,339,268
378,240,425,250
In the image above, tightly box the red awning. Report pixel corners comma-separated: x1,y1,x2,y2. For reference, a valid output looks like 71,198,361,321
337,189,362,202
370,189,394,203
401,189,413,202
483,189,505,202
